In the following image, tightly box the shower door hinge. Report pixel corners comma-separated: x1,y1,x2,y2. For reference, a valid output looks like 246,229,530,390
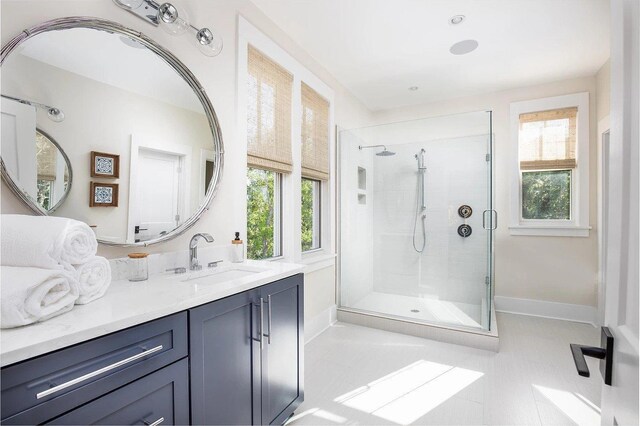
485,276,490,286
485,154,491,162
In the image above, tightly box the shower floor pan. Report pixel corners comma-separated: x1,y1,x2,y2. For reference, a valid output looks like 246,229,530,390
338,291,499,352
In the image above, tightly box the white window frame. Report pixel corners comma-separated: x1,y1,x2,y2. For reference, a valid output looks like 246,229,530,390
245,167,283,260
509,92,591,237
237,16,335,262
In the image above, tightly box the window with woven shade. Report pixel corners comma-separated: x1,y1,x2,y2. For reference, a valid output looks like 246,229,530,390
301,82,330,181
247,45,293,174
518,107,577,171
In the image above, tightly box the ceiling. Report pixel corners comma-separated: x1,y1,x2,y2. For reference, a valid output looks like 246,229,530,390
251,0,611,111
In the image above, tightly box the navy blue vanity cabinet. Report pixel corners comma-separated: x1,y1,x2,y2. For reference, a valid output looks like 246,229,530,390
189,273,304,425
48,358,189,425
189,288,262,425
1,312,188,425
259,274,305,425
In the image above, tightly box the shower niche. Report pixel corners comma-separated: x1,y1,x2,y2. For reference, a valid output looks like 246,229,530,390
338,111,496,348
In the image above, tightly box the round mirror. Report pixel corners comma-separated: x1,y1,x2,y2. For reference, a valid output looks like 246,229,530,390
1,18,224,246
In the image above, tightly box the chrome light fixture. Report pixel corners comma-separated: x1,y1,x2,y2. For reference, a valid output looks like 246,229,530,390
1,95,65,122
112,0,223,57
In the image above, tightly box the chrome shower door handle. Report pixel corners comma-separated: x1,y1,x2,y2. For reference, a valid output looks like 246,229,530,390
482,210,498,230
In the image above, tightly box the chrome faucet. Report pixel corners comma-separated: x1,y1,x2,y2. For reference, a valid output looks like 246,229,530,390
189,233,214,270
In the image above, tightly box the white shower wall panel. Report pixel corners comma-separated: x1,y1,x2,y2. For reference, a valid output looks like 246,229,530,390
371,135,488,306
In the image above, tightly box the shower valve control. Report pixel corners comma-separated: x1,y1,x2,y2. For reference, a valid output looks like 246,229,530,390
458,205,473,218
457,224,472,238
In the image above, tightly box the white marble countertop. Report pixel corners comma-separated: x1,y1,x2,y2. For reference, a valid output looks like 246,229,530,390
0,260,304,367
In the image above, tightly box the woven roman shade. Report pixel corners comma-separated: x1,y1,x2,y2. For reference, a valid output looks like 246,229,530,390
36,132,57,181
519,107,577,170
247,45,293,174
301,82,330,180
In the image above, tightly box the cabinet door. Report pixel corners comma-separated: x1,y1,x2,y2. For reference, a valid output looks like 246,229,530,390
48,358,189,425
260,274,304,425
189,290,261,425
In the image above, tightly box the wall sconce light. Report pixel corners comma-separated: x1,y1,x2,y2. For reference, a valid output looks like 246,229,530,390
112,0,223,57
1,95,65,122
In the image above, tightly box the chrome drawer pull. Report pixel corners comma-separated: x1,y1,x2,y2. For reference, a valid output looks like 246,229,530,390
35,345,163,400
144,417,165,426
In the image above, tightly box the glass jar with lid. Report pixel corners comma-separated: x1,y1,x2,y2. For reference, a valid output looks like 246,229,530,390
128,252,149,281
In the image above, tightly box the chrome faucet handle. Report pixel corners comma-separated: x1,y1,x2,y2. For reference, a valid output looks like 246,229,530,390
166,267,187,274
208,260,223,268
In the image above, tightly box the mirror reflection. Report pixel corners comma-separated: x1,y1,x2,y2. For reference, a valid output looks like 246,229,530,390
35,130,71,212
1,26,219,244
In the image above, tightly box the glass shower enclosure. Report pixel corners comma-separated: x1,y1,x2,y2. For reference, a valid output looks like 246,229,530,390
338,111,495,331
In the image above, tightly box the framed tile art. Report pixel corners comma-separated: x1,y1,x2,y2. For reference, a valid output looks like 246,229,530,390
90,182,119,207
91,151,120,178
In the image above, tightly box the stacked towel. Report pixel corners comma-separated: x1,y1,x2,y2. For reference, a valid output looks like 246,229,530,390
1,266,79,328
1,215,112,328
1,214,98,270
75,256,112,305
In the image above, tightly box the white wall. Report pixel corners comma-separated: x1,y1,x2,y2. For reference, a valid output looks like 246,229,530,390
371,76,601,308
0,0,374,327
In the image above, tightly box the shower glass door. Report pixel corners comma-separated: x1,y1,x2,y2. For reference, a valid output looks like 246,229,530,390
338,111,494,331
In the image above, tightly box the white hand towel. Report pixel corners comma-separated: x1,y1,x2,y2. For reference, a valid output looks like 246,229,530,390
75,256,112,305
1,266,79,328
1,215,97,270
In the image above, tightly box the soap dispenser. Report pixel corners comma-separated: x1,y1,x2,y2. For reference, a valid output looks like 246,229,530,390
231,232,244,263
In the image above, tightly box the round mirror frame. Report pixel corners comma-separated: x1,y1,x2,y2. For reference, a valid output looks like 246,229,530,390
35,128,73,214
0,17,224,247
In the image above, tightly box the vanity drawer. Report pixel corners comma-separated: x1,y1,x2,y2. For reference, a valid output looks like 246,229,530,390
1,312,187,425
48,358,189,425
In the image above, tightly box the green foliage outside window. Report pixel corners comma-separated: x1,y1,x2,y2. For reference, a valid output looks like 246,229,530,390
301,178,316,251
247,168,278,259
521,170,571,220
37,179,52,210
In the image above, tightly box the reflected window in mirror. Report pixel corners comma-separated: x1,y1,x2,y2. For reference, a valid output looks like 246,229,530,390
35,130,71,212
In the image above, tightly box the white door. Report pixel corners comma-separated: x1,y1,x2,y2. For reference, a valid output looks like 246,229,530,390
1,98,37,199
135,148,183,242
600,0,639,424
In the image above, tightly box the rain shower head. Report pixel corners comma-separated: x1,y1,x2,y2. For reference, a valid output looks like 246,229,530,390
359,144,396,157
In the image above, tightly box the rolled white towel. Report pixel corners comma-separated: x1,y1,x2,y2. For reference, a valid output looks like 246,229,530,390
75,256,112,305
1,266,79,328
1,215,97,270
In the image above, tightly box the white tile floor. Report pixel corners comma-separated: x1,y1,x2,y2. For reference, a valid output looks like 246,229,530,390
350,291,483,329
290,313,602,426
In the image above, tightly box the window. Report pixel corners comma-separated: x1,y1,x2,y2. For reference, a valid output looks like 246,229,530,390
519,107,576,220
509,93,590,237
247,168,282,259
246,46,292,259
301,178,321,251
240,18,335,261
300,83,329,252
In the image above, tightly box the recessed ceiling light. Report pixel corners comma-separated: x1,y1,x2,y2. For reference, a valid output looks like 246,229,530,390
449,39,479,55
408,86,419,91
449,15,465,25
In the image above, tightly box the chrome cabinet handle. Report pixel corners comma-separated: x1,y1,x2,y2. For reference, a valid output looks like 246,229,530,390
36,345,163,400
264,294,272,344
257,298,265,350
144,417,165,426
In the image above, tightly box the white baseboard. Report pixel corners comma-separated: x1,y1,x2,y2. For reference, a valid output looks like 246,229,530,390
305,304,337,344
494,296,598,326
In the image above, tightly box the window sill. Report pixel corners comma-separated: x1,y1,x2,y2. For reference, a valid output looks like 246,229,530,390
508,225,591,237
300,251,336,273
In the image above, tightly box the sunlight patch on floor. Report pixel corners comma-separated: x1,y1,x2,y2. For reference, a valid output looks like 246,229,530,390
286,408,347,424
335,360,483,425
533,385,601,426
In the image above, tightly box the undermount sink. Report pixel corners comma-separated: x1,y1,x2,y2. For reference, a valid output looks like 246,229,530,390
179,264,270,285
